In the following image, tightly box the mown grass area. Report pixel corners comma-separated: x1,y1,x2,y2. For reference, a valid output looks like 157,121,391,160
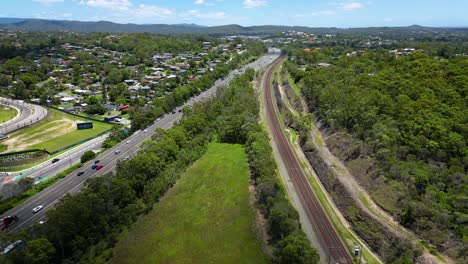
6,108,112,153
0,144,7,152
110,143,268,264
0,105,17,124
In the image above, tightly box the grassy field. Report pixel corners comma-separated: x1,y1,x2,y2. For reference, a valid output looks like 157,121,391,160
2,108,112,153
0,105,17,124
110,143,268,264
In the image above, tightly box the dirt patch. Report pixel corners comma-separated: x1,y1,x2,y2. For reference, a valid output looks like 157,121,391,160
3,118,75,152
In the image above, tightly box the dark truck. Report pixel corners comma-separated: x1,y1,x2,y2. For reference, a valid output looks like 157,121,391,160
1,216,19,231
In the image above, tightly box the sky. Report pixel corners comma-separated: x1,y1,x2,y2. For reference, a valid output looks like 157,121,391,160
0,0,467,27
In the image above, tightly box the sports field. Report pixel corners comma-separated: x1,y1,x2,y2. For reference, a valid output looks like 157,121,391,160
110,143,268,264
0,105,17,124
1,108,112,153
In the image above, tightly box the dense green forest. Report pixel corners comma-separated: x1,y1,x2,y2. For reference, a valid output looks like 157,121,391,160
1,70,318,264
286,48,467,261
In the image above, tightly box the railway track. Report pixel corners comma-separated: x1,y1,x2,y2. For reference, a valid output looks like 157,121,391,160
263,56,353,264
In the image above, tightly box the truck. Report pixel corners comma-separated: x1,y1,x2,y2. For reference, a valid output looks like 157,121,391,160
1,215,19,231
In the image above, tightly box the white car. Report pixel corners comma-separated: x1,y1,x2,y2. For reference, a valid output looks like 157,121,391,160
32,205,43,213
143,129,148,133
126,140,131,144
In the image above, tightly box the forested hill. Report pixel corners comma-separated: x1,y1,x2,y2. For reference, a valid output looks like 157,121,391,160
0,18,467,35
286,48,467,262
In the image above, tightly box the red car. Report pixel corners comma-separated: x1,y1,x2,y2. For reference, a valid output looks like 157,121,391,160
95,165,104,170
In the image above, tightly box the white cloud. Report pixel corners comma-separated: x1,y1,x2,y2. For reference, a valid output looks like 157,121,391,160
294,10,336,18
180,9,228,20
339,2,365,10
194,0,214,6
243,0,267,9
133,4,173,18
73,0,237,25
85,0,132,11
33,0,64,4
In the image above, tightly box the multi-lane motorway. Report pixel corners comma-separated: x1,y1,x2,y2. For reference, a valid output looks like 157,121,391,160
1,135,107,185
0,97,47,135
1,49,281,232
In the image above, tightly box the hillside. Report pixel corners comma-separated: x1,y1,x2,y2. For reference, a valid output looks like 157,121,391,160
0,18,467,35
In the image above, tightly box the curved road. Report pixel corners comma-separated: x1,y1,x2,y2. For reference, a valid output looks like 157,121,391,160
0,50,280,233
263,57,353,263
0,97,47,135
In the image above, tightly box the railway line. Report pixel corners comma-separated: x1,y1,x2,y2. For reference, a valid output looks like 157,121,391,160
263,56,353,264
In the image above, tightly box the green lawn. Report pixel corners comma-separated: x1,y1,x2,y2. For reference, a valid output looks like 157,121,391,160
4,108,112,153
110,143,268,264
0,105,17,124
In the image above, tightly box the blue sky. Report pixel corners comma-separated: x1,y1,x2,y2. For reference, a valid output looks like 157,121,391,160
1,0,467,27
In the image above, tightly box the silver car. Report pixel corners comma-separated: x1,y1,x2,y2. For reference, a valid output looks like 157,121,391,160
32,205,43,213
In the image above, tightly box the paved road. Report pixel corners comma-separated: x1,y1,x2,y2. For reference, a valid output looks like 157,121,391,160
0,135,107,185
263,56,353,264
0,98,47,135
0,49,281,232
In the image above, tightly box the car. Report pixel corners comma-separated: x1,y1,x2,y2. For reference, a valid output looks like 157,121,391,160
178,109,182,113
95,165,103,170
32,205,43,214
92,164,98,169
38,218,46,224
123,156,130,161
143,129,148,133
77,171,84,176
51,158,60,163
94,160,100,164
115,150,120,154
126,140,130,144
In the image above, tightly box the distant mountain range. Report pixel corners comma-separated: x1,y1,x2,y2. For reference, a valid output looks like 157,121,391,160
0,17,29,24
0,18,466,35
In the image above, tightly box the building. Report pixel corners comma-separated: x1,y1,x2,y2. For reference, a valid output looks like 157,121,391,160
104,115,120,122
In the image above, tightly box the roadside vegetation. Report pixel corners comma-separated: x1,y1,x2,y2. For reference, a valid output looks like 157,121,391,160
110,143,267,264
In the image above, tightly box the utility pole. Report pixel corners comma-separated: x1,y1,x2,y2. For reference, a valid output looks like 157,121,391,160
360,244,363,264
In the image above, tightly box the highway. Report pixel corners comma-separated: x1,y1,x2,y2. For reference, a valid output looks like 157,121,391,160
0,135,107,185
0,49,281,232
263,56,353,263
0,97,47,135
